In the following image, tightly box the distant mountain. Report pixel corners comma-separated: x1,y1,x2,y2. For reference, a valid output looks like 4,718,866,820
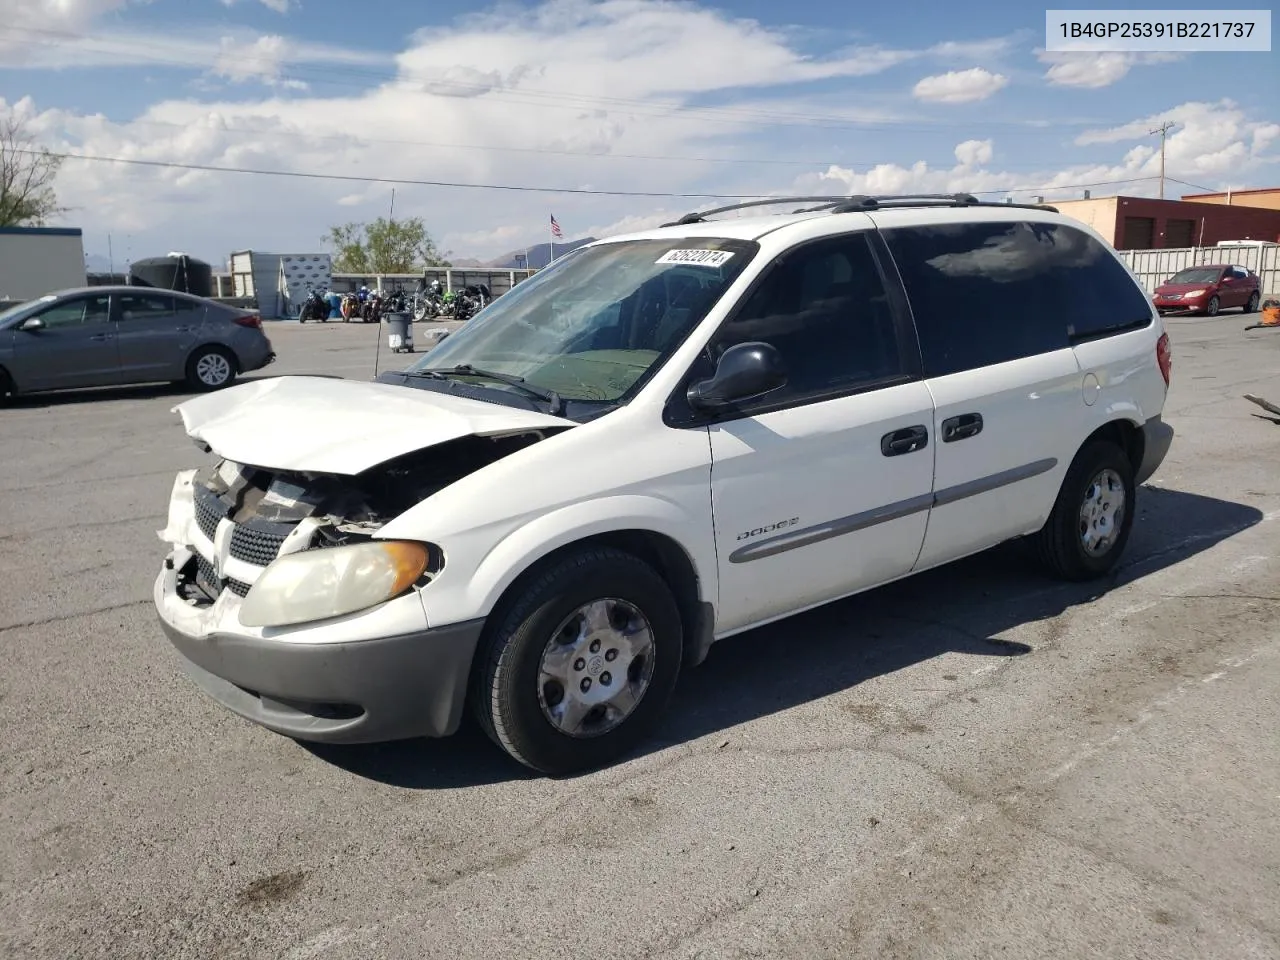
446,257,484,268
486,238,596,270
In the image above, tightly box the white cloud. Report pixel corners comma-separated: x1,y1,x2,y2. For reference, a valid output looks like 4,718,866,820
793,103,1278,206
2,25,367,75
212,35,307,88
0,0,132,55
954,139,993,167
912,68,1008,104
1037,50,1181,88
1072,101,1277,179
222,0,293,12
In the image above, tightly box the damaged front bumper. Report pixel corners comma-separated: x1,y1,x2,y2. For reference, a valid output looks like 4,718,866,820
153,469,484,744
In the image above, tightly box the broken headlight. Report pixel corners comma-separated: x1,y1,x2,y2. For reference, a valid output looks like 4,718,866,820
238,540,430,628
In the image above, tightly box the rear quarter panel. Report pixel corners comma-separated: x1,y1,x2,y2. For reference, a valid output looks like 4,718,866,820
1066,224,1169,441
1070,320,1168,441
207,305,273,371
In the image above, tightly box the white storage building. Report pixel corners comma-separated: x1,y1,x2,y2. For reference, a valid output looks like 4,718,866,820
0,226,87,302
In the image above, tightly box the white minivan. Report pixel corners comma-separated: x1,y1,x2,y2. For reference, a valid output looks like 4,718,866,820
154,194,1174,774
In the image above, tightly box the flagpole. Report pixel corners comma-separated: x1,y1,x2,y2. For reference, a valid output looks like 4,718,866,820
549,216,555,265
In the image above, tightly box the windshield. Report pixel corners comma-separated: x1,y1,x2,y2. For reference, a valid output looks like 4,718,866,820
1167,268,1222,284
405,237,758,403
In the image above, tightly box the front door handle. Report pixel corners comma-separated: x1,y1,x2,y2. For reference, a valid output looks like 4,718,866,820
941,412,984,442
89,332,115,342
881,424,929,457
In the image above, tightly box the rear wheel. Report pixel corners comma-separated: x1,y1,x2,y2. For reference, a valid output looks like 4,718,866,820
185,346,237,392
1246,291,1260,313
472,547,683,775
1036,440,1135,581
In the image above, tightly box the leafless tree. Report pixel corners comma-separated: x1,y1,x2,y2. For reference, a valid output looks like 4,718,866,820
0,114,66,227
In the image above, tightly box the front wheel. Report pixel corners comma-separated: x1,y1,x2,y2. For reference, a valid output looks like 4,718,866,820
1245,291,1260,313
1036,440,1135,581
472,547,684,775
1206,295,1221,316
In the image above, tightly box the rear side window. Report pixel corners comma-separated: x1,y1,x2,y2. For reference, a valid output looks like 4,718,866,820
117,293,178,322
882,221,1153,378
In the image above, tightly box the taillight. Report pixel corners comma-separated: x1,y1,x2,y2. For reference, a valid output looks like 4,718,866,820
233,314,262,329
1156,332,1172,387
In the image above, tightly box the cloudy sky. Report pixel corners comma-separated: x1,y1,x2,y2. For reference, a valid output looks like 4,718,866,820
1,0,1277,268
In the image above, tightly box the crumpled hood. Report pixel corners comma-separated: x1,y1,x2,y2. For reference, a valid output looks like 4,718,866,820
174,375,576,475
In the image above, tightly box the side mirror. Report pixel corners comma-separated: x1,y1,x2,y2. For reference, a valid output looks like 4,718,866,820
18,317,44,331
687,341,787,412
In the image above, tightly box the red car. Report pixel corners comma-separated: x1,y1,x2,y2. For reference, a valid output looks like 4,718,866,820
1152,263,1262,317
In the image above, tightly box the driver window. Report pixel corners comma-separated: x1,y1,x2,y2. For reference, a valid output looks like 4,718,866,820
35,296,110,329
709,233,906,407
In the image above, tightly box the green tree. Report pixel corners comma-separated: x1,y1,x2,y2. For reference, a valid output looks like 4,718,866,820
0,114,66,227
323,216,451,273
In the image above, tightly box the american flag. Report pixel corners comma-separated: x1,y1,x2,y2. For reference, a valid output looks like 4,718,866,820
550,214,563,239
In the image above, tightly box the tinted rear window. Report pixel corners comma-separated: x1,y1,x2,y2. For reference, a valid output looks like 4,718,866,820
883,220,1153,378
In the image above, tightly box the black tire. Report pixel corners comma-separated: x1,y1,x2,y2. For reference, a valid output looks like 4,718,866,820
471,547,684,775
0,366,13,405
1206,295,1220,317
1245,291,1260,313
185,345,237,392
1036,440,1135,581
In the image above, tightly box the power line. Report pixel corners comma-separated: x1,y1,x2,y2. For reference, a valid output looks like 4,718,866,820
15,146,1188,201
33,114,1028,170
12,147,756,198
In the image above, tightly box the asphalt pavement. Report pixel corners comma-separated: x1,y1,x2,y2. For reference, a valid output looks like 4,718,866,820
1,312,1278,960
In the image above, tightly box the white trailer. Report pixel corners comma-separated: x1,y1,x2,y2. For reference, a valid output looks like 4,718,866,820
0,226,87,301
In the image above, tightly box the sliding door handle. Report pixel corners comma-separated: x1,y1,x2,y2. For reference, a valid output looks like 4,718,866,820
941,413,983,442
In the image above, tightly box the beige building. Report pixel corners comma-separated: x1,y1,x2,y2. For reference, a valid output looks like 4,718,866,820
1179,187,1280,211
1052,193,1280,249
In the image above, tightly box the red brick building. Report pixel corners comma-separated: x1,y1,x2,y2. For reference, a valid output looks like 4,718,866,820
1053,193,1280,250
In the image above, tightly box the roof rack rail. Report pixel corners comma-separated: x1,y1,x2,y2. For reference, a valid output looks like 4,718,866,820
828,193,1059,214
660,192,1059,227
661,196,846,227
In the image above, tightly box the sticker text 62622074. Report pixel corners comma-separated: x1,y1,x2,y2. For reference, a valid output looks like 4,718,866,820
655,249,736,268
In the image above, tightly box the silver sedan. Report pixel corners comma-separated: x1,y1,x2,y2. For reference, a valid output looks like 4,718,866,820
0,286,276,401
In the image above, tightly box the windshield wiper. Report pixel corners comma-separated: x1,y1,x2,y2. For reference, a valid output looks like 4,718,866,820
409,364,565,415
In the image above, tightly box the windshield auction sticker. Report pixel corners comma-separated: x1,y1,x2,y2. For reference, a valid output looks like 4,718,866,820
656,249,736,267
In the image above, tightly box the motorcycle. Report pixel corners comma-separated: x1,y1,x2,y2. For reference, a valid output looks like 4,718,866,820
298,288,328,323
360,291,384,323
452,284,491,323
340,292,360,322
412,279,445,321
383,290,409,314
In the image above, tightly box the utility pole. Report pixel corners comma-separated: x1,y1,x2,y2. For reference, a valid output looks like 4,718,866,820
1149,121,1175,199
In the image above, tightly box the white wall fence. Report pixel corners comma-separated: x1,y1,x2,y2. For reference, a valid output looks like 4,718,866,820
1118,243,1280,296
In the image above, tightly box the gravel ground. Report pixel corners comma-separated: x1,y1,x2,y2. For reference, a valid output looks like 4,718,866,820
1,312,1278,960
